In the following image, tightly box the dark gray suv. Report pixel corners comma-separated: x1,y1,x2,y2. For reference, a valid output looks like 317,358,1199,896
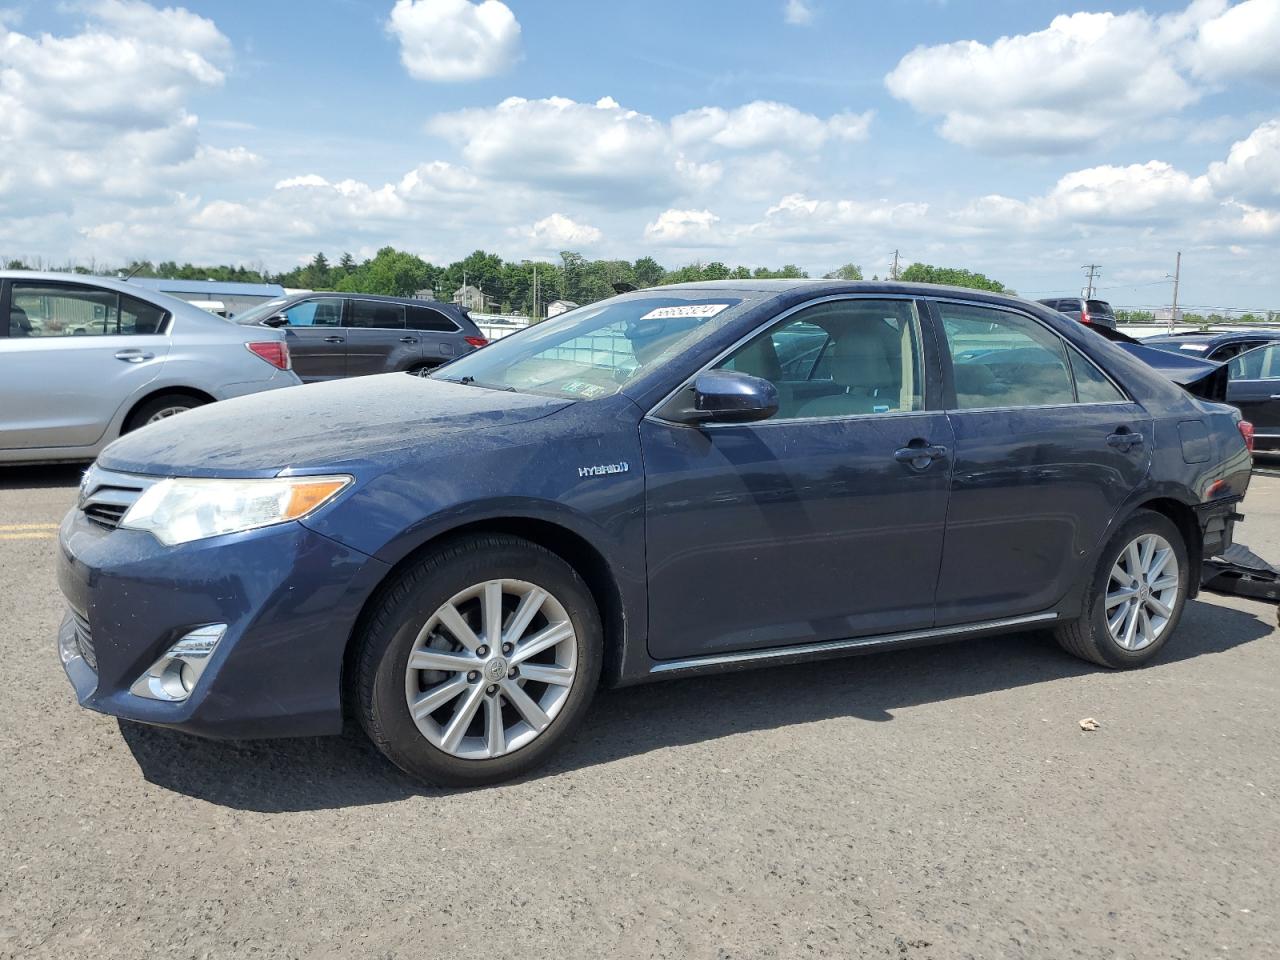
1036,297,1118,330
236,293,487,381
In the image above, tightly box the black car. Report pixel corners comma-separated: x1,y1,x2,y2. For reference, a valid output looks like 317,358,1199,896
236,292,488,382
1227,341,1280,452
58,280,1253,786
1036,297,1118,330
1143,329,1280,364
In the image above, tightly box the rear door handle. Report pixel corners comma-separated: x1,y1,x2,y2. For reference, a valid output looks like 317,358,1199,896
114,349,154,363
894,442,948,469
323,336,345,344
1107,431,1144,450
400,337,418,344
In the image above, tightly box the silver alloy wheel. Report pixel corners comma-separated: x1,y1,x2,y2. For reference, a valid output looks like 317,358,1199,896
403,578,577,760
413,366,432,378
145,405,191,423
1105,533,1181,651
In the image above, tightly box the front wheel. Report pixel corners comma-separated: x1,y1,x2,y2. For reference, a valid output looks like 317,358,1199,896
1055,509,1189,668
354,534,602,786
124,393,207,433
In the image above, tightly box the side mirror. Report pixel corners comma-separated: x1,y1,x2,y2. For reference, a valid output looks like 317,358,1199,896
262,314,288,328
687,370,778,424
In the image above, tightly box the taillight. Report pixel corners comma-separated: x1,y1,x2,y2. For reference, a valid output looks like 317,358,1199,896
1080,306,1091,325
464,336,489,348
1238,420,1255,452
247,341,290,370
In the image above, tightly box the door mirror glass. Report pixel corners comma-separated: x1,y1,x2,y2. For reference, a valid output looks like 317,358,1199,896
689,370,779,423
262,314,288,328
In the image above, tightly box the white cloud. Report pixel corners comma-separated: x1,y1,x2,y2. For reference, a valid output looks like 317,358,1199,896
784,0,814,25
885,7,1209,153
0,0,252,214
748,193,930,243
1193,0,1280,82
644,209,722,244
1207,119,1280,205
524,213,603,249
672,102,872,151
428,96,721,202
387,0,520,82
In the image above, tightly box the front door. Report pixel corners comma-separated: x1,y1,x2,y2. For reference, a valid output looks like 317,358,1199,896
641,297,953,661
929,299,1153,625
1228,343,1280,444
279,297,346,381
0,280,171,450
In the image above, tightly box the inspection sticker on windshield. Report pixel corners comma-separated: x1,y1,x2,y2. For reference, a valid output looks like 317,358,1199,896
639,303,732,321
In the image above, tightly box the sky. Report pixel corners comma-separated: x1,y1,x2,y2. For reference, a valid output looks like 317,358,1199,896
1,0,1279,311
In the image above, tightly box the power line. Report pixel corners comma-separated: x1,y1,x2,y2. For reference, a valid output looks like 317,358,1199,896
1081,263,1102,298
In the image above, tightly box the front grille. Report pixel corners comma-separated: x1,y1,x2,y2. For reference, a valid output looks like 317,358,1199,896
71,609,97,671
79,466,154,530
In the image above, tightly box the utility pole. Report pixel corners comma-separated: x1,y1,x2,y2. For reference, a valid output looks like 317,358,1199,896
891,249,901,281
1082,263,1101,298
532,264,539,322
1168,251,1181,334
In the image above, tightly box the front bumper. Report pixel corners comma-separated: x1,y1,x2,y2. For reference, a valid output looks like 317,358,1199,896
56,504,389,739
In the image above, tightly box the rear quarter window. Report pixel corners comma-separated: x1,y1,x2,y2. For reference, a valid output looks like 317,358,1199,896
407,305,459,332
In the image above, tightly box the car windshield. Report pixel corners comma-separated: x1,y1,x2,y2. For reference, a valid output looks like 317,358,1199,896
234,298,290,324
430,294,745,399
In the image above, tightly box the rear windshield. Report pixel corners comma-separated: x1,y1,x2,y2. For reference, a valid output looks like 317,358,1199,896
431,294,745,399
1086,300,1115,317
1144,339,1209,355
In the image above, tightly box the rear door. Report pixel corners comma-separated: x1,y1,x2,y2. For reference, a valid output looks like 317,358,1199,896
279,297,346,381
929,298,1152,625
1228,343,1280,443
0,280,171,450
345,300,416,375
407,304,463,368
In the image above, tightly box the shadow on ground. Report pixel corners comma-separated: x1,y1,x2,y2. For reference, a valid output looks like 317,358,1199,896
0,464,85,490
118,598,1273,813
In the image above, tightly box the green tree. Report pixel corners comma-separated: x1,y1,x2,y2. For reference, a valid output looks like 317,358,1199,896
824,263,864,280
899,262,1006,292
633,256,666,288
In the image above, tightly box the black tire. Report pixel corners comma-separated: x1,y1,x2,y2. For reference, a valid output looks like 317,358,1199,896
124,393,206,433
354,534,602,786
1054,509,1190,668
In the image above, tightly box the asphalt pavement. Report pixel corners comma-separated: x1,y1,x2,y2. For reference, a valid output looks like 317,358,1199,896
2,462,1278,959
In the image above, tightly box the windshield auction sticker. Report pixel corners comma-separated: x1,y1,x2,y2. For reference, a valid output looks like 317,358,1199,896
639,303,733,321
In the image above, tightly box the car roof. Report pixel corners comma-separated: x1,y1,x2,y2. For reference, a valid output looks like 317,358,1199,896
649,278,1050,313
284,290,462,310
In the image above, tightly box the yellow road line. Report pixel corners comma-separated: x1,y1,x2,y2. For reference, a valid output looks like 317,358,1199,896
0,523,61,531
0,532,56,541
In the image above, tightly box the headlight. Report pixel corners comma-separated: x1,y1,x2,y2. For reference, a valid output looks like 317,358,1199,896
120,475,352,545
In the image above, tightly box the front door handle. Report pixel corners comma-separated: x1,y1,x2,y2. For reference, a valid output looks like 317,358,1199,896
323,336,345,344
114,349,154,363
1107,430,1145,451
894,441,948,470
399,337,418,344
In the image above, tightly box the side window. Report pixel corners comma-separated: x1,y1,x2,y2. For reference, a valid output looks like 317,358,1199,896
119,295,168,335
407,305,459,332
1230,345,1280,381
283,297,343,327
939,302,1076,409
1067,343,1126,403
348,300,406,330
716,299,924,420
10,283,119,337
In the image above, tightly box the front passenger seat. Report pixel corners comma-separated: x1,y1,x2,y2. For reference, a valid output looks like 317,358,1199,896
797,324,898,417
9,306,33,337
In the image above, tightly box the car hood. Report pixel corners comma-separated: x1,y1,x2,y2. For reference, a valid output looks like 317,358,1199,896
97,375,574,477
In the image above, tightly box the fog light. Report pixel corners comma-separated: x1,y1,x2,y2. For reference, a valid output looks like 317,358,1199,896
129,624,227,702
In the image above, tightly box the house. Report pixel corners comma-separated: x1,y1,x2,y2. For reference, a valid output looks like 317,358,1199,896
452,284,487,312
126,278,285,318
545,299,579,318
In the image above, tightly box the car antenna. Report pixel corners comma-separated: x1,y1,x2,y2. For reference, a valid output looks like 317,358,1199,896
119,262,146,281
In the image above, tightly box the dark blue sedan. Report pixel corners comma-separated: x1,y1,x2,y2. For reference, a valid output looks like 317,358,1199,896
57,281,1254,785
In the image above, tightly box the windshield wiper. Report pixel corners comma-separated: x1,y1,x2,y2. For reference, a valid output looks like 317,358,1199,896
438,375,517,392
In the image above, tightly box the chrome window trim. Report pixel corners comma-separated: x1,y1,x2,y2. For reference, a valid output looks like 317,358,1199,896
927,295,1135,407
649,611,1059,675
644,293,929,428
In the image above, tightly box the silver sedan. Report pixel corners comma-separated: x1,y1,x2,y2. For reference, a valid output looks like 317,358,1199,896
1,271,301,465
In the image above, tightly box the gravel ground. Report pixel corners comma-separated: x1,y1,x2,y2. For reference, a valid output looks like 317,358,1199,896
2,462,1278,960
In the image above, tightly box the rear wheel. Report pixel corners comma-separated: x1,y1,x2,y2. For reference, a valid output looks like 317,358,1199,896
354,534,602,786
124,393,207,433
1055,509,1189,668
